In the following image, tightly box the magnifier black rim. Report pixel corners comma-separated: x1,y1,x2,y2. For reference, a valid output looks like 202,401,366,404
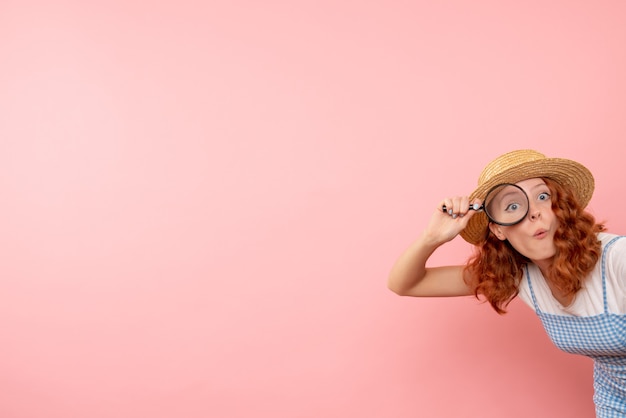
483,182,529,226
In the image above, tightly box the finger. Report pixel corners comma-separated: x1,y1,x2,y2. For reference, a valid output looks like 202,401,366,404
440,198,453,215
450,196,465,217
441,196,468,217
458,196,470,216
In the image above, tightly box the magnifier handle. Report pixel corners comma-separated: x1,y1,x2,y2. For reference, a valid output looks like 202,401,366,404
441,203,483,213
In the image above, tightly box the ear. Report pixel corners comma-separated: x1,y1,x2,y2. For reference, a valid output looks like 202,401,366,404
488,223,507,241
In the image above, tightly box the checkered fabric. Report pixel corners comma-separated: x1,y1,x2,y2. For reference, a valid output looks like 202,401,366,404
526,236,626,418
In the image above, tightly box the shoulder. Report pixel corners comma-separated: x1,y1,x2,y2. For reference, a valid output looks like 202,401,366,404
598,232,626,288
595,232,626,312
598,232,626,260
598,231,625,246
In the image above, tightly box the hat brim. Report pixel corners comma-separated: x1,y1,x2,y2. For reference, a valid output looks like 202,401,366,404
460,158,594,245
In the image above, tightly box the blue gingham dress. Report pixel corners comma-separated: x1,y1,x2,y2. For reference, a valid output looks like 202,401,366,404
525,236,626,417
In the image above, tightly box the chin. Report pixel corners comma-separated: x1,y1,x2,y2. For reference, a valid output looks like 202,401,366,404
529,248,557,263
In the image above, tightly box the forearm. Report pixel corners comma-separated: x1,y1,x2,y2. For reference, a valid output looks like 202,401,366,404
387,233,441,295
388,202,477,297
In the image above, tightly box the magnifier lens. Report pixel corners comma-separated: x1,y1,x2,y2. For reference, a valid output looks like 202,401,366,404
483,184,529,226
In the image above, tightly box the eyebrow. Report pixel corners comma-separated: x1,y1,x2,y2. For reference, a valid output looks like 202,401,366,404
529,182,549,191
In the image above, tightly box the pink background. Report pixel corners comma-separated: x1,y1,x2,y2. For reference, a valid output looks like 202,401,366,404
1,1,625,417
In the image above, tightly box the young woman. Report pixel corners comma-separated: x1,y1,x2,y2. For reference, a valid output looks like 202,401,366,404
388,149,626,418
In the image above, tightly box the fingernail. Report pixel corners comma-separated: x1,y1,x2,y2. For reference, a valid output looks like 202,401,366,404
448,209,453,215
452,214,458,219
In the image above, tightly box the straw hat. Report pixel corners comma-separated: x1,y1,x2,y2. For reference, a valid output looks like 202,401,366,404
460,149,595,245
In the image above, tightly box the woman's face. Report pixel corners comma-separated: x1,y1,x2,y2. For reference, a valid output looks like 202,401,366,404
488,178,558,266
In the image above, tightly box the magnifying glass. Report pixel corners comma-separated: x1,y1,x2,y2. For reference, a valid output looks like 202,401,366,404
442,183,530,226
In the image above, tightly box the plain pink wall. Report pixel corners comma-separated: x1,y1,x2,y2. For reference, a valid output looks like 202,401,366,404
1,1,625,417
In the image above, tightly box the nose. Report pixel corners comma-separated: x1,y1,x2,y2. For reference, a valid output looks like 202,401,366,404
528,205,541,221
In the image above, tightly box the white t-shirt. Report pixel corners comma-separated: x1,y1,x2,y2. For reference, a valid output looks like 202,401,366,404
517,232,626,316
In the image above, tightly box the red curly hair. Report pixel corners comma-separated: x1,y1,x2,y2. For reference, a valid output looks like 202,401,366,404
463,177,605,314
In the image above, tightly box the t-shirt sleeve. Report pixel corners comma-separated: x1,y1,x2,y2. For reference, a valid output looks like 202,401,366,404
606,235,626,313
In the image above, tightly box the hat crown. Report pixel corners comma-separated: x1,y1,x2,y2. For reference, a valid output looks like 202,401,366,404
478,149,546,186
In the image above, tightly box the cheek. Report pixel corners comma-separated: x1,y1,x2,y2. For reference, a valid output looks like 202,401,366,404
503,234,524,251
504,238,535,260
500,226,530,250
505,230,557,261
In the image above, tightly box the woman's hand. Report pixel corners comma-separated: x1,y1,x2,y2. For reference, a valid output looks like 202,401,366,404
421,196,482,245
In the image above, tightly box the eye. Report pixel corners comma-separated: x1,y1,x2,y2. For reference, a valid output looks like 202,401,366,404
538,192,551,201
505,202,521,212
